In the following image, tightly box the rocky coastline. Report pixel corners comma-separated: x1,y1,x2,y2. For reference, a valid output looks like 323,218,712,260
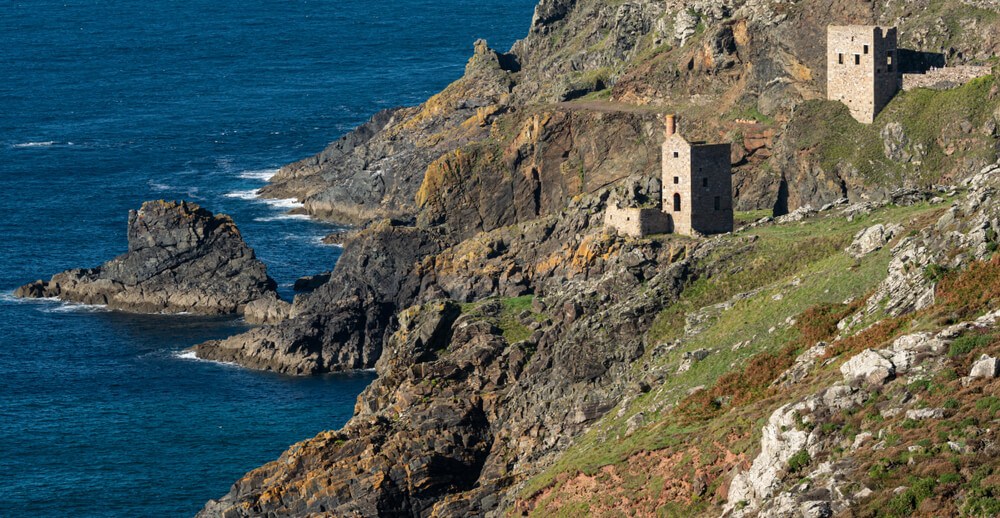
15,200,280,317
192,0,1000,513
16,0,1000,515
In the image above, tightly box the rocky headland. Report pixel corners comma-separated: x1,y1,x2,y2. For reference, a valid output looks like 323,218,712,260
172,0,1000,515
15,200,279,316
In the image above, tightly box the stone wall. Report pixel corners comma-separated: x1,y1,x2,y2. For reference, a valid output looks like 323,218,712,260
827,26,901,124
603,206,671,237
662,133,693,235
689,143,734,235
903,66,992,91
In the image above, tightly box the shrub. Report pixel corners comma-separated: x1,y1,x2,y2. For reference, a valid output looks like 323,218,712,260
948,332,996,357
886,477,938,517
975,396,1000,417
787,449,811,474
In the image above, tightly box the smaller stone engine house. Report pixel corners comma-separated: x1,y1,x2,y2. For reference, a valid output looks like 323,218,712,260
827,25,901,124
605,115,734,237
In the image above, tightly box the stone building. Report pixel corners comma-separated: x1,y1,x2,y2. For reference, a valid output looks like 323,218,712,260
603,205,671,238
605,115,733,237
827,25,902,124
661,115,734,236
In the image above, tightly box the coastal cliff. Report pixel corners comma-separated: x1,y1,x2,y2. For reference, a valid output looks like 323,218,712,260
199,0,1000,516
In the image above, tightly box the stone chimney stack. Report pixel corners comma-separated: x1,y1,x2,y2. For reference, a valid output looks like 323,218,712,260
665,114,677,137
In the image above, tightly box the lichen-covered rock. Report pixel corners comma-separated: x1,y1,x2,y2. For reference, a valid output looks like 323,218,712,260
840,349,895,385
14,200,277,315
726,402,811,514
845,223,902,258
969,354,1000,378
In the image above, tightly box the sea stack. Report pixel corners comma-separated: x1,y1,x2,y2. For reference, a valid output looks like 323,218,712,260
15,200,280,316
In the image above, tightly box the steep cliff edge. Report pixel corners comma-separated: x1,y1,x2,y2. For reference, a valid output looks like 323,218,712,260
260,0,999,223
14,200,278,316
197,0,1000,515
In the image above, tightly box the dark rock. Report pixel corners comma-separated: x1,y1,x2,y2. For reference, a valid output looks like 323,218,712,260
14,200,277,315
191,221,451,374
293,272,331,292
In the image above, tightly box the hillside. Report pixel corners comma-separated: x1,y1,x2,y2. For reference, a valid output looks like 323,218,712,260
196,0,1000,516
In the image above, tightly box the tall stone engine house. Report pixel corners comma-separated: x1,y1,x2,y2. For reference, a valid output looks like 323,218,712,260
603,115,733,238
661,115,734,236
827,25,902,124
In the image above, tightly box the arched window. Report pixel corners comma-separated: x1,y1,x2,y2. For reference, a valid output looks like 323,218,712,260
673,193,681,212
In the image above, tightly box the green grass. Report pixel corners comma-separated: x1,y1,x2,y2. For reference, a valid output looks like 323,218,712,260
787,74,999,190
461,295,543,345
948,332,996,357
729,104,775,125
519,202,942,505
734,209,772,226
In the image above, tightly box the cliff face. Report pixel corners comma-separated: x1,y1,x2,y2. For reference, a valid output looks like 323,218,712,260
198,0,1000,516
261,0,999,224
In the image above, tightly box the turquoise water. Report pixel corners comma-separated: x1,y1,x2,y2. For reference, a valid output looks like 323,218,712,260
0,1,534,515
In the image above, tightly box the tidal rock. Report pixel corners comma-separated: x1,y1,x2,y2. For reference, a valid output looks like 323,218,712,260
243,297,292,325
293,272,331,292
14,200,277,315
840,349,895,385
191,221,450,375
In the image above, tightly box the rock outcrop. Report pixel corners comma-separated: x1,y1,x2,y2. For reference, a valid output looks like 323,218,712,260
14,201,278,315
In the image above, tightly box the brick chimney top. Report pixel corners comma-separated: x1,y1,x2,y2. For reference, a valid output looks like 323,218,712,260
665,114,677,137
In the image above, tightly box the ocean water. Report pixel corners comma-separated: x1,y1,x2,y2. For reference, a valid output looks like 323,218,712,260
0,1,535,515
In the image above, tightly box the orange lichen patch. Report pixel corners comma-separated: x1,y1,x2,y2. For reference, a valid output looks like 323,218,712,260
788,57,813,83
463,105,503,130
416,148,478,207
732,20,751,47
532,235,623,279
506,113,551,152
391,87,458,135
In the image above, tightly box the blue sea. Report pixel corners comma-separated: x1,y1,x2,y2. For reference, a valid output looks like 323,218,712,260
0,1,534,515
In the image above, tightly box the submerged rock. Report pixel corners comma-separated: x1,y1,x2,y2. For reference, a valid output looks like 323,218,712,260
14,200,278,315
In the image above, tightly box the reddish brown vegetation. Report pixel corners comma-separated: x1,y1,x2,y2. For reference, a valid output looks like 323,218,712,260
935,255,1000,319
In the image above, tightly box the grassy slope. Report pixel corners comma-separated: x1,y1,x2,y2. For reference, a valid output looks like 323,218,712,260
787,74,998,188
517,201,947,514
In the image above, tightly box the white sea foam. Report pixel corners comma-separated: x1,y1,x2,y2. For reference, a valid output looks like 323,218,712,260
261,197,304,209
254,214,312,222
173,350,241,368
43,301,110,313
2,293,63,305
223,189,260,200
13,141,56,148
238,169,279,181
149,180,172,191
319,239,344,248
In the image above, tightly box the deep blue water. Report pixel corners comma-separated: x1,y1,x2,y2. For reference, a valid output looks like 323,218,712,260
0,1,535,515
